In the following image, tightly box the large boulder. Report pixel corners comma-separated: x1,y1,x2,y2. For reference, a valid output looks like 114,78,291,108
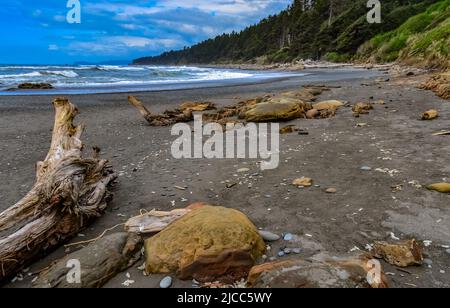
144,206,266,283
248,256,388,288
244,97,311,122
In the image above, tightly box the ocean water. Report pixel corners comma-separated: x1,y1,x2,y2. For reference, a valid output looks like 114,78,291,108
0,65,303,95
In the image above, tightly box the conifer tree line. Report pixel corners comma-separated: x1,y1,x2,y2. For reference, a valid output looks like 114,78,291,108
133,0,439,65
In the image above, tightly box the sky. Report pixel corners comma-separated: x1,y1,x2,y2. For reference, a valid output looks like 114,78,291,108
0,0,291,65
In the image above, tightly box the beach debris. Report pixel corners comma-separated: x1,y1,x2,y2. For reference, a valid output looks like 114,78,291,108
372,239,423,267
125,208,191,234
259,231,280,242
122,279,136,287
426,183,450,194
375,168,400,177
292,178,313,187
179,101,216,112
16,82,54,90
432,130,450,136
33,233,142,288
159,276,173,289
128,96,193,126
247,256,388,288
352,102,373,115
421,109,439,120
420,71,450,100
326,188,337,194
226,183,237,189
237,168,250,173
280,125,298,134
0,98,117,283
144,206,265,283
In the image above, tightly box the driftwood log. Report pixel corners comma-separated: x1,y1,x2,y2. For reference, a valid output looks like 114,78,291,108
0,98,117,282
33,233,142,288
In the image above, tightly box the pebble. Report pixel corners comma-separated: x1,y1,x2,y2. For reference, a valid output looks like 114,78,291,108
259,231,280,242
160,276,173,289
237,168,250,173
423,258,433,266
446,248,450,255
326,188,337,194
283,248,291,254
284,233,294,241
361,166,372,171
278,251,285,257
292,248,301,254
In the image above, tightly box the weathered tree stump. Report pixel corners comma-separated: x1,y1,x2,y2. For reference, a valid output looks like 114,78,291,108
0,98,117,282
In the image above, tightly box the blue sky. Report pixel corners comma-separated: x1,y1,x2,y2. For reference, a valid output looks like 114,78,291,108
0,0,291,64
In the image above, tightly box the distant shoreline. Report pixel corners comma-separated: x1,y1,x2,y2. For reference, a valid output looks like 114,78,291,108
0,67,381,97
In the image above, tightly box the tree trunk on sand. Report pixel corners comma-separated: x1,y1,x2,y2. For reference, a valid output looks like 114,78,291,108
0,98,117,282
128,96,193,126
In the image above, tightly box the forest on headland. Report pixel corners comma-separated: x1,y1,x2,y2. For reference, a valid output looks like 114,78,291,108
134,0,449,69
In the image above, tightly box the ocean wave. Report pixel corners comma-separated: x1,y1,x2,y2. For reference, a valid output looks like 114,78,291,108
40,70,79,78
0,71,42,78
95,65,146,71
0,70,78,79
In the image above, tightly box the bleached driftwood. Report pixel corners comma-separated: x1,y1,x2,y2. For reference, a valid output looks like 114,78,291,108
125,209,190,234
0,98,117,282
33,233,142,288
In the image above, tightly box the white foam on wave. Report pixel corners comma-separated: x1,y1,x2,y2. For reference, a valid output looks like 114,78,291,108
40,70,79,78
0,71,42,78
53,70,254,88
96,65,146,71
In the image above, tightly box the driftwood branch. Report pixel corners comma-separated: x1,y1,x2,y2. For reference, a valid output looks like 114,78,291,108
128,96,193,126
0,98,117,282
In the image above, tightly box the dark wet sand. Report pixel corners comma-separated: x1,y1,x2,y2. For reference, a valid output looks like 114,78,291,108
1,68,449,288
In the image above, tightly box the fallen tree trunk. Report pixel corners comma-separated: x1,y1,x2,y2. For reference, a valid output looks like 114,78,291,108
0,98,117,282
33,233,142,288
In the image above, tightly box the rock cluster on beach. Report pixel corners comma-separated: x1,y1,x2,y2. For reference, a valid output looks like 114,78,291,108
16,83,54,90
129,85,346,127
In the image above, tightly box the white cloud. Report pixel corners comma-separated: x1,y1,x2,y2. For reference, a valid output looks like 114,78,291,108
48,44,59,51
67,36,183,56
53,15,66,22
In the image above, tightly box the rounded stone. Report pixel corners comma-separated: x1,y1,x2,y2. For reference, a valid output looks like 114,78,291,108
361,166,372,171
293,248,301,254
277,251,285,257
283,233,294,241
159,276,173,289
423,258,433,266
326,188,337,194
259,231,281,242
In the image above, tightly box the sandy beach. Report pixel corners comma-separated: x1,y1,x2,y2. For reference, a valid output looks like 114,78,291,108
1,68,449,288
